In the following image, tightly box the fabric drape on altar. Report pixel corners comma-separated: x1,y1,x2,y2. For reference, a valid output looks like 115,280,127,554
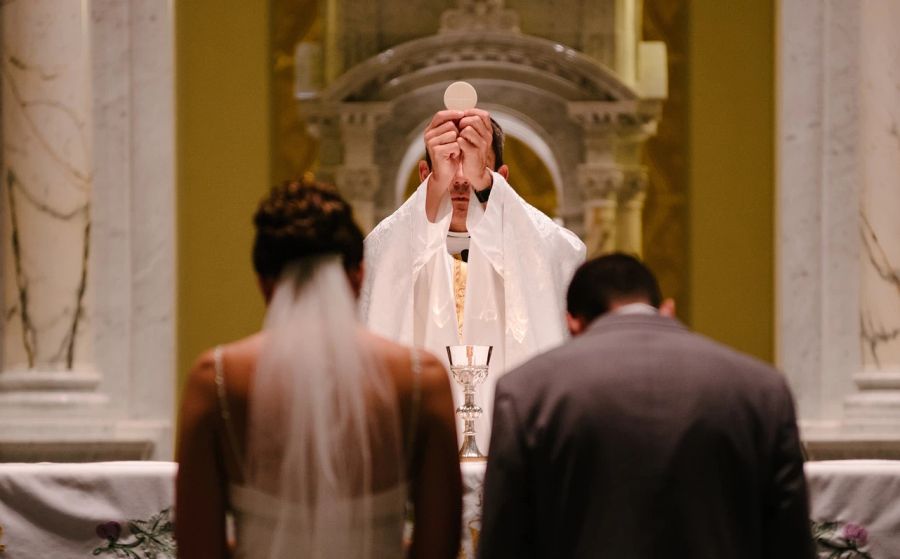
0,462,176,558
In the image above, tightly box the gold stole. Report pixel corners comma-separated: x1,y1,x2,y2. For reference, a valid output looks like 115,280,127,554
451,253,467,342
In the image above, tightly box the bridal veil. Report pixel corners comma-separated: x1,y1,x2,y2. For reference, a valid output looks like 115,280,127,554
244,256,405,558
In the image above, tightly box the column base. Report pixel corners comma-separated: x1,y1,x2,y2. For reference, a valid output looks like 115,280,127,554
0,369,171,461
799,368,900,459
0,369,109,407
843,368,900,431
803,431,900,460
0,418,172,462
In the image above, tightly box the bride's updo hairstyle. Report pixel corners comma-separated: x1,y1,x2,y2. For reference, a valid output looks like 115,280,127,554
252,177,364,282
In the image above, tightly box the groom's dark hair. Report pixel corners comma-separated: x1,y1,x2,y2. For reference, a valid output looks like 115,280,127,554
252,176,364,280
567,253,662,324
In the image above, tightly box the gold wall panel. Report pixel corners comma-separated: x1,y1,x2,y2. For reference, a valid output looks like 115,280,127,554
272,0,319,184
642,0,689,320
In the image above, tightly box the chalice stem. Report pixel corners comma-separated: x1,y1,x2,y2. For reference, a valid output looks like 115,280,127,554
464,419,476,436
446,345,493,462
465,386,476,407
459,380,484,460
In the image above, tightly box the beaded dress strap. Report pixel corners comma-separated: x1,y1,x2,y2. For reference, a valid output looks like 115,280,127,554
213,345,246,477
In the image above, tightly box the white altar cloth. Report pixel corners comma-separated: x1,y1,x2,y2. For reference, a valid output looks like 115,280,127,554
459,461,487,559
805,460,900,557
0,461,176,558
1,459,898,558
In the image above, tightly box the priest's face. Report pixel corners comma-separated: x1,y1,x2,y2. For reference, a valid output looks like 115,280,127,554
449,169,472,219
447,152,497,231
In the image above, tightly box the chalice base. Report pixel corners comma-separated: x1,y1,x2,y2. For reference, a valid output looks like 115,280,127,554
458,434,485,461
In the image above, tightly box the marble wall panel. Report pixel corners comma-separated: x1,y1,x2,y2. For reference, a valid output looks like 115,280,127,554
777,0,861,426
90,0,132,410
127,1,176,430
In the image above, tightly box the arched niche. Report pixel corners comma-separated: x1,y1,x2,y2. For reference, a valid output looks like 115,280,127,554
301,27,665,254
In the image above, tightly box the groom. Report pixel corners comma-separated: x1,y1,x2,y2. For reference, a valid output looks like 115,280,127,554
361,108,585,449
478,254,814,559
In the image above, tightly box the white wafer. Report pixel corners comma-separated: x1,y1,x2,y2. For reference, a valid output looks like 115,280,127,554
444,81,478,110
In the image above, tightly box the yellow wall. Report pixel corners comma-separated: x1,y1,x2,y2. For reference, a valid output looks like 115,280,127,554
687,1,774,362
176,2,272,391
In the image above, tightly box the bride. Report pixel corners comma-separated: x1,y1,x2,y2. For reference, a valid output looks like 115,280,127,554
176,178,462,558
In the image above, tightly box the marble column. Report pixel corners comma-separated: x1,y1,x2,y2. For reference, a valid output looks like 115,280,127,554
0,0,101,402
337,105,390,232
778,0,900,457
335,166,380,232
0,0,176,461
307,103,389,232
843,0,900,431
616,174,648,255
578,172,619,256
568,101,658,257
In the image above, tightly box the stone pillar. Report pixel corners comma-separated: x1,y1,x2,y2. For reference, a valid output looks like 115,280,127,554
0,1,102,403
842,0,900,433
335,166,380,232
617,171,648,255
307,103,389,232
0,0,175,461
578,168,620,256
778,0,900,457
569,101,659,257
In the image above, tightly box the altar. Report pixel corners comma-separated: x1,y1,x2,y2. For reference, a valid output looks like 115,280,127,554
0,460,898,557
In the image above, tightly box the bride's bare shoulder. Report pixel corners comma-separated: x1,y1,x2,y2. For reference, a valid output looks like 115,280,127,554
364,332,447,387
183,333,264,399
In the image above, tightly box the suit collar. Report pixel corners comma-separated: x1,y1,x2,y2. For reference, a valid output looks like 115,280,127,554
583,311,687,336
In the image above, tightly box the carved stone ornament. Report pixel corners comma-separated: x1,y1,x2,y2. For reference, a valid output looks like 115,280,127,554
336,167,380,202
440,0,520,34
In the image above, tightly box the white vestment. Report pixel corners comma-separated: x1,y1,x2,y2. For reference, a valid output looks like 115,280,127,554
361,172,586,448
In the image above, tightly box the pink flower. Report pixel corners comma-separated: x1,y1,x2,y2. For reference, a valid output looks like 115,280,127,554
96,521,122,541
842,523,868,547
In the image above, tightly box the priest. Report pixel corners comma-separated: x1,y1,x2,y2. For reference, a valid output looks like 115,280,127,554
361,108,586,449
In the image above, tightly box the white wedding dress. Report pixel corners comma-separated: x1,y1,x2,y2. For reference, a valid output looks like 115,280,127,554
213,258,418,559
228,483,407,558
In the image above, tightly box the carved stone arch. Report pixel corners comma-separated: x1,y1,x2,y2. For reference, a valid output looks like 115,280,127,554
365,79,586,227
301,21,665,256
325,31,636,103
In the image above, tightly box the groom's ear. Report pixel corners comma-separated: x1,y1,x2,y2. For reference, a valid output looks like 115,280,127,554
498,164,509,180
566,312,587,336
418,160,430,182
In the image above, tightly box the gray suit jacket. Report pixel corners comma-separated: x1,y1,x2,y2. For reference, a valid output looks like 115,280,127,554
478,313,814,559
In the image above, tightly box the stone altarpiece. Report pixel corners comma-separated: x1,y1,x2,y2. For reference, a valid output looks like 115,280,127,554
298,0,667,257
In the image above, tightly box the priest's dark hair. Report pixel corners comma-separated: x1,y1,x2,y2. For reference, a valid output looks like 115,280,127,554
252,175,364,281
424,116,505,170
566,253,662,323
